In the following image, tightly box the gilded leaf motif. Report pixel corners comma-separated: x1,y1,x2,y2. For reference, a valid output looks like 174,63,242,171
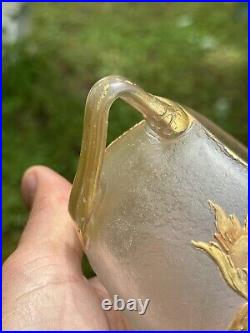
192,202,248,330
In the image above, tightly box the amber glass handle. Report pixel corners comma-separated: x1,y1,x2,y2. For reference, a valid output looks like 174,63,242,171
69,75,190,231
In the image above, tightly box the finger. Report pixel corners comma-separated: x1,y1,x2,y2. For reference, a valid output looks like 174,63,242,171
19,165,82,260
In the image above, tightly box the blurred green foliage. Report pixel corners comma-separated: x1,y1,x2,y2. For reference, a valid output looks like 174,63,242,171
3,3,247,275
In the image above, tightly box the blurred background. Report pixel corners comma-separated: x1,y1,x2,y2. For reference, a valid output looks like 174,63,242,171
2,3,248,275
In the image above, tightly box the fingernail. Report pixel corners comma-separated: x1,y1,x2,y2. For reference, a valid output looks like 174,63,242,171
22,172,37,207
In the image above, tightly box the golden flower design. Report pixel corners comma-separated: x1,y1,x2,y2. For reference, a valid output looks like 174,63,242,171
192,201,248,330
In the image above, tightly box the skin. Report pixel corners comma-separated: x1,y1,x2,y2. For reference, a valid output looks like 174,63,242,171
2,166,128,330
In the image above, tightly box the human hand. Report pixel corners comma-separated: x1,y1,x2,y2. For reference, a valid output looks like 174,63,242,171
3,166,128,330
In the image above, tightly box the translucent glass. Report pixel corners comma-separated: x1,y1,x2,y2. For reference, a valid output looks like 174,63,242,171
69,76,248,330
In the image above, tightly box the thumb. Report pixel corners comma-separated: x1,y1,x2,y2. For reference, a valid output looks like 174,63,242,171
19,166,82,259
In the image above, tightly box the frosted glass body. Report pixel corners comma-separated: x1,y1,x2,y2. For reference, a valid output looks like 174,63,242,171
84,119,247,330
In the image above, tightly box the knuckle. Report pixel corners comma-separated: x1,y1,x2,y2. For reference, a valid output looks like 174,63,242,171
2,251,22,276
31,192,68,216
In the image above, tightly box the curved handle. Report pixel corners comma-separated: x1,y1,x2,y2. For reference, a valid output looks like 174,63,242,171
69,75,190,231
